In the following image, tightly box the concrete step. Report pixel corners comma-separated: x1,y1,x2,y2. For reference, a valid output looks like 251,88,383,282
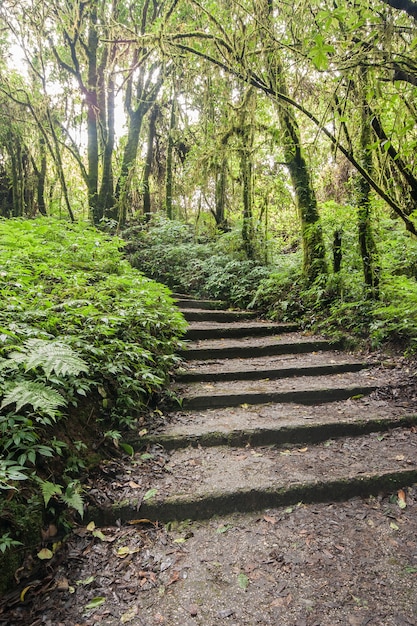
175,367,396,410
89,427,417,524
184,321,299,340
177,359,368,383
174,298,226,310
181,308,258,323
179,335,341,360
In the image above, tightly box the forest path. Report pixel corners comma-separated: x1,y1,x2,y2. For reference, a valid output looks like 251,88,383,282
93,295,417,524
4,298,417,626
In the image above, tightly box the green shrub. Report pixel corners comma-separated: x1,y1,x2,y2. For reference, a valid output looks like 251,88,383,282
125,217,271,308
0,217,186,491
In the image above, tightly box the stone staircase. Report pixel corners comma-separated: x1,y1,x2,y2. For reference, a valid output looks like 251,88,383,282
92,297,417,525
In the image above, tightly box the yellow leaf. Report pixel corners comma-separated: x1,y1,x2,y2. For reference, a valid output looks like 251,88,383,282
116,546,131,558
87,521,96,532
37,548,53,560
390,522,399,531
20,585,33,602
121,606,139,623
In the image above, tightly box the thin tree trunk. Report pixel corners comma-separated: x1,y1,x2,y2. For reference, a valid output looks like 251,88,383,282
165,97,175,219
86,1,100,224
214,156,228,230
143,105,158,221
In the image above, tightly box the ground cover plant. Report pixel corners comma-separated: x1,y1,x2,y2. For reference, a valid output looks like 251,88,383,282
0,217,186,591
126,212,417,352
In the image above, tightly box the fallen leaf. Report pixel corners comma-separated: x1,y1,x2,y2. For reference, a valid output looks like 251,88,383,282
166,570,180,586
116,546,131,558
390,521,399,531
84,596,106,611
56,578,70,591
127,518,155,526
20,585,33,602
216,524,232,534
398,489,407,509
92,529,106,541
86,521,96,532
263,514,277,524
298,447,308,453
121,605,139,623
143,488,158,501
237,573,249,590
37,548,53,560
76,576,95,586
129,481,141,489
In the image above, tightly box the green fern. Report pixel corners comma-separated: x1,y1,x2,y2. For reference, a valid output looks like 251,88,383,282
9,339,89,378
61,482,84,518
40,480,63,506
1,381,66,418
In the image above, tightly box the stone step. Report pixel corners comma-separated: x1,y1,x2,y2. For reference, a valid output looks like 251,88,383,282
175,367,397,410
179,335,340,360
184,321,299,340
177,359,368,383
181,308,258,323
89,427,417,524
174,298,226,310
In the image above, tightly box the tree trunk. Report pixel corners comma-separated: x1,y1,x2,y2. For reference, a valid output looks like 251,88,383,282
260,0,327,280
143,105,158,221
165,98,175,219
86,1,100,224
278,101,327,280
214,156,228,230
98,58,116,220
355,75,380,299
240,141,255,260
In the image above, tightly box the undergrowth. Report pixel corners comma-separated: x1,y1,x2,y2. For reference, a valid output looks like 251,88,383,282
125,213,417,351
124,217,271,308
0,217,185,578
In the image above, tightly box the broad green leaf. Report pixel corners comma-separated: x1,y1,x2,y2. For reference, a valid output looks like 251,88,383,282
120,442,134,457
308,34,335,70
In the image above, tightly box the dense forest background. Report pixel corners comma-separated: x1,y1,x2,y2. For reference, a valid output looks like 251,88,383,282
2,0,417,589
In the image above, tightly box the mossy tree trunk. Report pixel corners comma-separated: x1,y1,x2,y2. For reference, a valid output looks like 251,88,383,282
143,104,158,221
276,100,327,281
165,97,176,220
260,0,327,281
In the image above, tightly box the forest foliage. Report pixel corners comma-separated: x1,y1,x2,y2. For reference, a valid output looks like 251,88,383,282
2,0,417,590
0,218,184,574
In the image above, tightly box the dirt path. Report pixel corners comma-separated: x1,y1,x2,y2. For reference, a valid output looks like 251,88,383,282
2,297,417,625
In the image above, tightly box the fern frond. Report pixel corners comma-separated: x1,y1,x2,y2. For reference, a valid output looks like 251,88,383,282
9,339,89,378
62,483,84,517
1,381,66,417
40,480,63,506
